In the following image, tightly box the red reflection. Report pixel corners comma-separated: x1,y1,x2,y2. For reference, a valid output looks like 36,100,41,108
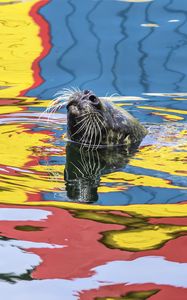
20,0,51,96
1,204,187,298
79,283,187,300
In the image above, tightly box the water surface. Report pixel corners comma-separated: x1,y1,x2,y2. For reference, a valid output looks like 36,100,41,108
0,0,187,299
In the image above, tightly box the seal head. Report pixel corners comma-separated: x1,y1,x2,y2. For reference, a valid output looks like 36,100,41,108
66,89,147,148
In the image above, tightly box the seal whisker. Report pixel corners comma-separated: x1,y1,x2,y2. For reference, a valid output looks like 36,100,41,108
87,148,92,173
75,113,95,119
39,103,57,122
71,148,90,178
88,118,95,151
103,93,119,101
80,147,90,174
92,118,99,149
95,119,102,149
50,100,68,111
95,115,107,146
97,123,102,149
95,116,102,145
55,100,68,108
92,118,97,150
48,103,63,122
90,151,95,175
79,157,89,176
54,88,80,104
109,92,119,98
49,103,62,115
70,162,85,177
92,149,97,173
88,115,97,150
85,115,92,148
45,99,64,115
80,124,90,146
45,98,62,110
97,115,107,136
71,120,88,137
71,86,81,93
74,116,89,127
85,119,94,148
90,151,96,175
95,149,102,174
92,123,98,149
91,115,98,147
39,98,68,123
80,120,92,144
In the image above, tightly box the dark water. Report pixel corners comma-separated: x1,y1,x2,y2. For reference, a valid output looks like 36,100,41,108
0,0,187,299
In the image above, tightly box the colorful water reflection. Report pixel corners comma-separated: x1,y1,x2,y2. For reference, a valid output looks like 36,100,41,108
0,0,187,299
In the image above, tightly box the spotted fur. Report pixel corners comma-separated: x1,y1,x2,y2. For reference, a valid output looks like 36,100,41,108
43,89,147,148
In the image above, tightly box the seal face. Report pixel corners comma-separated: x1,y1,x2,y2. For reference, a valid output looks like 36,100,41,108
66,89,147,148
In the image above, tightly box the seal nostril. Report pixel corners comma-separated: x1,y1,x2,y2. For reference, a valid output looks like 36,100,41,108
84,90,90,95
67,100,76,109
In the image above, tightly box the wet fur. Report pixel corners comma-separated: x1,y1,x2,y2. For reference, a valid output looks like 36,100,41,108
41,88,147,148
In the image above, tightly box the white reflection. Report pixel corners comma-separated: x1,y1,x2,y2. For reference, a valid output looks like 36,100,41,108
0,208,51,221
168,20,180,23
0,256,187,299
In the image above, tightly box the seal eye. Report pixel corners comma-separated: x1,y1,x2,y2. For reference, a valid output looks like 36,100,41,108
89,95,97,102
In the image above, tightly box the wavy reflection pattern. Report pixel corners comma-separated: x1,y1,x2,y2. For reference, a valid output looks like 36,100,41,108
24,0,187,99
1,0,187,299
19,0,51,96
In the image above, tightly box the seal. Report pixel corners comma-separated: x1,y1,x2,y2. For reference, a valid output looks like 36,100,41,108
50,88,147,148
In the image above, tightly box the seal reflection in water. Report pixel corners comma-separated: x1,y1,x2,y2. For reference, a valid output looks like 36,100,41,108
64,142,138,203
47,88,147,202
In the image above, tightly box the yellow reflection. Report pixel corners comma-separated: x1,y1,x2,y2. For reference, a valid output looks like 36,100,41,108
151,112,184,121
0,124,50,168
0,172,64,203
0,98,60,113
0,0,21,2
0,200,186,218
101,172,186,189
138,105,187,115
0,105,24,115
174,98,187,101
76,210,187,252
141,23,159,27
143,93,187,97
96,290,159,300
116,103,133,106
130,144,187,177
0,122,67,203
0,0,42,97
102,223,187,251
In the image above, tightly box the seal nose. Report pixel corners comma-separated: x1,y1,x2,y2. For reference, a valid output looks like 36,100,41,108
84,90,90,95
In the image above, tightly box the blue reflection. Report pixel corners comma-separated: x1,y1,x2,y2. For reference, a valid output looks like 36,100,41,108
26,0,187,99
